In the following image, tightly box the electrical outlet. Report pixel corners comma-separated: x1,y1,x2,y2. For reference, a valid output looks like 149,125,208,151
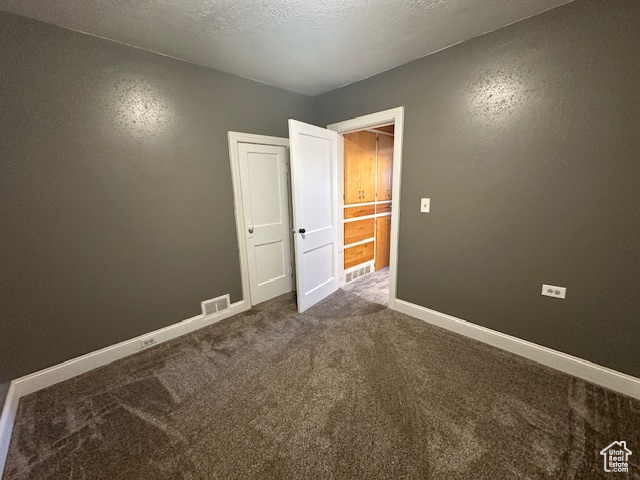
421,198,430,213
541,284,566,299
140,337,157,349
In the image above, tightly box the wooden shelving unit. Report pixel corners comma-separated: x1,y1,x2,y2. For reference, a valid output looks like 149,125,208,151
342,126,394,279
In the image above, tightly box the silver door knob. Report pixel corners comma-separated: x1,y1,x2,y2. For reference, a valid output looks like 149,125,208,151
248,226,254,234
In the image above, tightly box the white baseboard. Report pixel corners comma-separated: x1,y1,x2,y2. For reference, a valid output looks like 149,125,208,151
394,299,640,400
0,300,248,475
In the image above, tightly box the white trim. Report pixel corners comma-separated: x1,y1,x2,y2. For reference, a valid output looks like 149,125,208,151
343,211,391,225
395,299,640,400
0,300,248,475
227,132,290,309
343,211,392,223
344,237,375,249
343,214,377,223
364,128,394,137
341,200,391,210
343,200,377,208
328,107,404,310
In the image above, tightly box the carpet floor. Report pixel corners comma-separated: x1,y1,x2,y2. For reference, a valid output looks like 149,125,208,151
3,290,639,479
341,267,389,306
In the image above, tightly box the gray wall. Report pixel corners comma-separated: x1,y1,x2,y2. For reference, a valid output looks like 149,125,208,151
0,382,8,412
315,0,640,377
0,11,313,382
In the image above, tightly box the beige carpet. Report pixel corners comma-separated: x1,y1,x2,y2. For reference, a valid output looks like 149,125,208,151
3,290,639,479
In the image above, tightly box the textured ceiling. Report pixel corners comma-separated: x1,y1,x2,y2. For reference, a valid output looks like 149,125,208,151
0,0,573,95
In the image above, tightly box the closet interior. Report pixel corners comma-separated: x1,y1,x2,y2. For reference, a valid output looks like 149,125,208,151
342,124,394,284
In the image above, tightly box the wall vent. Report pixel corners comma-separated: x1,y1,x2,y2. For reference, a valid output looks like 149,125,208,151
344,263,374,285
201,294,230,317
358,266,370,277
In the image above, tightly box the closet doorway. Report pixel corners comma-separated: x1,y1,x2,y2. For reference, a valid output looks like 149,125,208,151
328,107,404,309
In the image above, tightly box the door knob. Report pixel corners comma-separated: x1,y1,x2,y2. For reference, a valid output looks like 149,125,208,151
248,226,254,234
299,228,306,234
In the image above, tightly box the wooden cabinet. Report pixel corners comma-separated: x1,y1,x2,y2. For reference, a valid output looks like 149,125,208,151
344,241,374,269
344,204,375,219
344,131,377,204
377,134,393,201
375,203,391,214
344,218,374,245
375,216,391,271
342,128,394,274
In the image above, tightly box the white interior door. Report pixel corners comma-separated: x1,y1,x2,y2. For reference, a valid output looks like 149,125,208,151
238,143,293,305
288,119,339,313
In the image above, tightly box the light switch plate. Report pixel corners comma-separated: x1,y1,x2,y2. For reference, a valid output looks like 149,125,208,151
421,198,430,213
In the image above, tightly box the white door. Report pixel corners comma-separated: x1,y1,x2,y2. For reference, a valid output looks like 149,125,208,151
238,143,293,305
288,120,339,313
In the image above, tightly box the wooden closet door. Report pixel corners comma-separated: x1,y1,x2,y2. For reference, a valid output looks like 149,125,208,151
343,132,362,205
359,132,377,203
375,216,391,270
377,134,393,201
344,131,377,205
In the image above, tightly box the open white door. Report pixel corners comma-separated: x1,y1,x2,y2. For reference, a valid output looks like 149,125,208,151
288,119,339,313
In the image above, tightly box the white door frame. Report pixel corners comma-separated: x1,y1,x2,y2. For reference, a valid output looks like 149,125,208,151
327,107,404,310
228,132,291,308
